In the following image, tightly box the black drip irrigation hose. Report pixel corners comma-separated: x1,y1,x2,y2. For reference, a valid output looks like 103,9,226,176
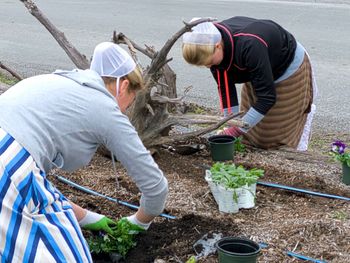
257,181,350,201
54,174,176,220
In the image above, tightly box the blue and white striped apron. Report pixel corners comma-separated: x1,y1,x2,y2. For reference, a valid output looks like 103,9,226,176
0,128,92,262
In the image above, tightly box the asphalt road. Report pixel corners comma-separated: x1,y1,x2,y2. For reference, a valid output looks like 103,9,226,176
1,0,349,133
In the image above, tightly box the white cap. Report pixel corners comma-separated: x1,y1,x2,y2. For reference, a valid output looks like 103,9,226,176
90,42,136,78
183,18,221,45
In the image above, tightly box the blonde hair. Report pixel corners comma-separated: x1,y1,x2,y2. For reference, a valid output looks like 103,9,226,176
125,65,144,92
102,65,144,92
182,43,215,66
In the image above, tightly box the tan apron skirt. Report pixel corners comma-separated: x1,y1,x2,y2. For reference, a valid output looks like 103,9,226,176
241,54,313,149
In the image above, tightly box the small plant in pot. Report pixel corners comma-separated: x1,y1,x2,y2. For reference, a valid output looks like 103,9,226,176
330,140,350,185
205,162,264,213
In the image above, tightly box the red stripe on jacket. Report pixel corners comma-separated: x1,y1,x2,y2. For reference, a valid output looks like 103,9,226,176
216,70,224,111
224,70,231,112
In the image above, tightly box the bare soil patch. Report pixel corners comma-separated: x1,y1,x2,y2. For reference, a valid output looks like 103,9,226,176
51,131,350,263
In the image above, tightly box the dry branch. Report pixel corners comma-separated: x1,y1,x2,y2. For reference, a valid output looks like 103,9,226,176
111,18,220,146
17,6,238,148
145,18,216,87
152,112,245,146
113,32,155,59
0,61,23,80
173,113,249,128
20,0,89,69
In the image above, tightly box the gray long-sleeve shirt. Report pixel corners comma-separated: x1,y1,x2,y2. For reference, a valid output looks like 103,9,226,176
0,69,168,216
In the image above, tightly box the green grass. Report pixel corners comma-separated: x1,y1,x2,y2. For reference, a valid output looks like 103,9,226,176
332,211,348,220
0,72,18,85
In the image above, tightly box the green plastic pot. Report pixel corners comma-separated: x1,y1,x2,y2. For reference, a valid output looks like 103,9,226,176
342,163,350,185
215,237,261,263
208,135,235,161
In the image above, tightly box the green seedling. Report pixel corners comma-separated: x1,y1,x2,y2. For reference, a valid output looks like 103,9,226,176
88,217,145,257
210,162,264,189
186,255,197,263
234,136,246,153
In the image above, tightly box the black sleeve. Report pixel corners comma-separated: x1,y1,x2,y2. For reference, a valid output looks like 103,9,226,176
242,38,276,114
210,67,239,113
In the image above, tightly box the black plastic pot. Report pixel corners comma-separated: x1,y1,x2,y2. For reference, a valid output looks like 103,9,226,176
208,135,235,161
215,237,261,263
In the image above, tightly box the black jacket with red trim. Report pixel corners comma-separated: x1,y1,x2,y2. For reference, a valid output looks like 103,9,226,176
210,16,297,115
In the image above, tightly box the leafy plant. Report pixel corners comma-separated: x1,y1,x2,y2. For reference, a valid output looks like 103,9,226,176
210,162,264,189
234,136,246,153
330,140,350,167
185,255,197,263
87,218,144,257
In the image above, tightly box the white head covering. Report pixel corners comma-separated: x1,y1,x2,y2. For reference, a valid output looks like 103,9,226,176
90,42,136,78
183,18,221,45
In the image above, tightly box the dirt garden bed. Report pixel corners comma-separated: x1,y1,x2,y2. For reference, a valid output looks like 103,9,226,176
50,131,350,263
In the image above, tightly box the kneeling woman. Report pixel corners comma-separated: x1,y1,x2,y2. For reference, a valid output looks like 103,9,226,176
182,16,317,150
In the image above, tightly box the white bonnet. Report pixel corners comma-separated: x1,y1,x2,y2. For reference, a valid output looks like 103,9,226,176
90,42,136,78
182,18,221,45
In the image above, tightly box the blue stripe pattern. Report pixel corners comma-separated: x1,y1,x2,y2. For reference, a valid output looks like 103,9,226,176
3,195,25,261
22,223,38,262
0,171,11,214
65,211,92,262
0,134,14,155
7,149,30,177
0,130,91,262
46,213,83,262
18,172,34,206
28,226,66,262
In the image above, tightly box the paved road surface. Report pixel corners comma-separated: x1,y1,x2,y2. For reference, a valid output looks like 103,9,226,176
1,0,349,133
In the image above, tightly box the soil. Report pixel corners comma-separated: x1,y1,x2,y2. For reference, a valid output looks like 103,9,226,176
50,131,350,263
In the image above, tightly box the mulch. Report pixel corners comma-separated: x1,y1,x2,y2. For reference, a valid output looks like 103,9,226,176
50,131,350,263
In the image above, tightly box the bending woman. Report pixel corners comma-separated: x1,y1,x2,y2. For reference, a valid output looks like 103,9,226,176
0,42,168,262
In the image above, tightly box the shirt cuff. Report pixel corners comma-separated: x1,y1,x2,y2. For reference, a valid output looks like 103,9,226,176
239,107,265,133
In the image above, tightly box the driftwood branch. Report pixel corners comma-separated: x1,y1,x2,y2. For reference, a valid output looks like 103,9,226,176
112,32,143,68
145,17,216,85
151,85,192,104
151,94,183,104
20,0,89,69
0,61,23,80
152,112,246,146
113,32,155,59
16,7,231,149
173,114,249,128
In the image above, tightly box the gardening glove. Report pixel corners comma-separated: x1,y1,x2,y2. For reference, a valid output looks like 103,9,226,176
126,214,152,231
219,126,244,138
79,210,117,235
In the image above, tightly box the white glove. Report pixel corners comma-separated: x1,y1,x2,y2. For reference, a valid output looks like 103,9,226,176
78,210,104,227
126,214,152,230
78,210,117,234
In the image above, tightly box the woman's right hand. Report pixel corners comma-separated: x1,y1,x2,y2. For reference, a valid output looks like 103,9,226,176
220,126,244,137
